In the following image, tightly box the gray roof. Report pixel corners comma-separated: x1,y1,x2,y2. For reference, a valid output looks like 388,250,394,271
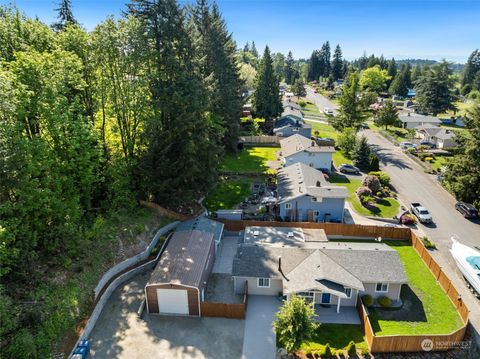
280,134,335,158
277,163,348,203
232,241,408,290
282,101,302,111
399,114,441,124
281,106,304,120
416,125,455,140
176,216,224,244
243,226,328,247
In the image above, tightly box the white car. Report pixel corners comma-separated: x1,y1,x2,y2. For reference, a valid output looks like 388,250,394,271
324,107,334,115
400,141,415,150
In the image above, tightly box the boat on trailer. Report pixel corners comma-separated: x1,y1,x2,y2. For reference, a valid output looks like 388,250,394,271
450,237,480,298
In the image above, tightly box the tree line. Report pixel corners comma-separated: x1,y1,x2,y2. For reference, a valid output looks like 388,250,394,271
0,0,243,356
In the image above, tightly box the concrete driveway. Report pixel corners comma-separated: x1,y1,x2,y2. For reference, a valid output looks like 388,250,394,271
90,272,244,359
242,296,280,359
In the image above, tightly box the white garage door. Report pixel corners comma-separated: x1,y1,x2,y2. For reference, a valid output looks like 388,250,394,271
157,289,189,315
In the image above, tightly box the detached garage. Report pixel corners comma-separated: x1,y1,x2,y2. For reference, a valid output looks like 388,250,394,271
145,217,223,316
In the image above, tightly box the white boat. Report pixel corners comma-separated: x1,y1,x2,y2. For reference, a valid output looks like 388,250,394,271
450,238,480,297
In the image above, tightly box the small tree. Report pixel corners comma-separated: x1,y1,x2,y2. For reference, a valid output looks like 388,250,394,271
353,135,371,169
337,127,357,159
375,100,399,129
369,154,380,171
292,78,307,97
273,295,317,354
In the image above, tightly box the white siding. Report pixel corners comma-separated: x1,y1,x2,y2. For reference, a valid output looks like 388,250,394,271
284,151,333,170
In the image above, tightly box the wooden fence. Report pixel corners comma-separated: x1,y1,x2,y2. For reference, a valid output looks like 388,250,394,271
239,135,280,145
353,231,469,353
201,281,248,319
216,219,412,240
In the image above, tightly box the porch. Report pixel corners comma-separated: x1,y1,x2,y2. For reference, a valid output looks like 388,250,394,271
313,304,360,324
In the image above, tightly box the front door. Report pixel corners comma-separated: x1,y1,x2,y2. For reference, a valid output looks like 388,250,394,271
321,293,331,304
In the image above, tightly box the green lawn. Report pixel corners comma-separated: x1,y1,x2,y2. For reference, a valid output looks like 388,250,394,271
329,174,400,218
301,102,322,116
301,324,368,355
204,177,254,211
305,120,339,141
369,241,464,336
221,146,278,174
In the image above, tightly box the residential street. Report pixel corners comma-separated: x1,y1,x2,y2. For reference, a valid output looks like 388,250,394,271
307,90,480,345
306,86,339,116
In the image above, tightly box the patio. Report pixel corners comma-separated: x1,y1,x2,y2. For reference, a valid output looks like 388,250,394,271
313,305,360,325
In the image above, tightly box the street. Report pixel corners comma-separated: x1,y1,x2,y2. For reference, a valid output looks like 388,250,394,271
306,85,339,116
306,90,480,345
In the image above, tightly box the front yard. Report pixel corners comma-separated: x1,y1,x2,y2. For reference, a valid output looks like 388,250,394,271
301,324,368,355
369,241,464,336
221,146,278,174
329,174,400,218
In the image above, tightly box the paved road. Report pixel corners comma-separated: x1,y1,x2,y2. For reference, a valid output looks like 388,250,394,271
307,90,480,346
306,85,339,116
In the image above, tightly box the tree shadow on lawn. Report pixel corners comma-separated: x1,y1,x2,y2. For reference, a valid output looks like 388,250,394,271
369,285,427,333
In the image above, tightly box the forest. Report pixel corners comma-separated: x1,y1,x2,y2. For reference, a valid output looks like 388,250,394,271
0,0,243,357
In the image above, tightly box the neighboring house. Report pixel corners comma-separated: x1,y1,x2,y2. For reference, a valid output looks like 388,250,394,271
415,125,458,148
145,217,224,316
282,100,302,112
280,134,334,169
399,113,442,129
232,227,408,313
274,108,311,138
285,91,294,100
242,104,252,117
276,162,348,222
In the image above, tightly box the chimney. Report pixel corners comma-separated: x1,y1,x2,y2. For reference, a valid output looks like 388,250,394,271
407,112,411,116
278,256,282,272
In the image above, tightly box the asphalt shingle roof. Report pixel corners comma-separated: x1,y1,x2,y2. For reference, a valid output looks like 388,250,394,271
280,134,335,158
399,114,441,124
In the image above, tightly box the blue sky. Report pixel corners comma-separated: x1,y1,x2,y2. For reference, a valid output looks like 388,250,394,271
2,0,478,62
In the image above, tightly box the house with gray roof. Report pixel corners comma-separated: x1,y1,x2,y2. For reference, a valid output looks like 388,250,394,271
399,113,442,129
232,227,408,314
415,125,458,148
280,134,335,170
276,162,348,222
273,106,311,138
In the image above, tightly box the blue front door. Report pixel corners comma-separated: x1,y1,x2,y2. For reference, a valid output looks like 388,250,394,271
321,293,331,304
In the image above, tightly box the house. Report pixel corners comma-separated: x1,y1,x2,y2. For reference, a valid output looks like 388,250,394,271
276,162,348,222
285,92,294,100
415,125,458,148
282,100,302,112
145,216,224,316
274,108,311,138
399,113,442,129
232,227,408,313
280,134,334,169
242,104,252,117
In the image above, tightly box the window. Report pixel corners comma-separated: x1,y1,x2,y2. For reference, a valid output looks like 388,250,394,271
344,287,352,298
311,197,317,202
309,163,314,167
285,203,292,210
258,278,270,288
313,210,320,216
293,127,299,132
297,291,315,304
375,283,388,292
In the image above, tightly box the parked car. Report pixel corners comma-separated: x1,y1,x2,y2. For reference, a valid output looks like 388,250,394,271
338,164,360,174
419,141,436,149
410,202,433,223
324,107,334,115
400,142,415,150
455,202,479,219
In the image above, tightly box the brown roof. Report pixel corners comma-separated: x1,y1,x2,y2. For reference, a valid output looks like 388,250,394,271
147,229,214,288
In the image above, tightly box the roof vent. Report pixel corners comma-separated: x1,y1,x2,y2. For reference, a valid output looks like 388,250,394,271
287,231,294,238
253,230,259,236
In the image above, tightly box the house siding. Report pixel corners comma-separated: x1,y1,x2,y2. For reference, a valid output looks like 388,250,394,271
361,282,403,301
279,196,345,222
146,284,199,316
233,276,283,296
284,151,333,170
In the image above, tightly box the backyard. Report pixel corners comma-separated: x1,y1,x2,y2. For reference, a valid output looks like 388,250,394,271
329,174,400,218
221,146,278,174
369,241,464,336
301,324,368,355
204,177,255,211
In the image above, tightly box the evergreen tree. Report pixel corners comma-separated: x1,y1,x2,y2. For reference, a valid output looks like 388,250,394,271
444,104,480,206
243,41,250,52
389,71,408,97
332,44,343,80
272,52,285,81
128,0,220,205
319,41,331,77
353,135,371,169
53,0,77,31
192,0,243,153
336,71,366,130
292,78,306,97
387,58,397,86
307,50,320,82
284,51,295,84
253,46,282,131
461,49,480,94
251,40,258,57
415,61,456,115
375,100,399,129
411,64,422,83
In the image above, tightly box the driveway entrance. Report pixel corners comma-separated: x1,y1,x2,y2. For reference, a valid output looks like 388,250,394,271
242,296,280,359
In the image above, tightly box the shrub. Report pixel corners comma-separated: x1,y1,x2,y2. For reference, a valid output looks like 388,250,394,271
421,236,437,249
369,154,380,171
362,294,373,307
346,340,357,355
401,214,417,225
368,171,390,186
378,296,393,308
425,157,434,163
356,186,373,198
322,343,335,357
298,100,307,108
360,195,374,205
407,147,416,155
362,175,381,193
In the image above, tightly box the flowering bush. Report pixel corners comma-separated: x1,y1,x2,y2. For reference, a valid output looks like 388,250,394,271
368,171,390,186
356,186,373,198
400,214,417,225
362,175,381,193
